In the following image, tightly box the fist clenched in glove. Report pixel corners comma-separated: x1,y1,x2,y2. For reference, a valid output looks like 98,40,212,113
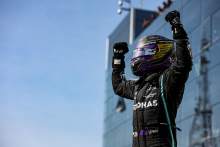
165,10,181,27
113,42,129,55
165,10,188,39
112,42,129,70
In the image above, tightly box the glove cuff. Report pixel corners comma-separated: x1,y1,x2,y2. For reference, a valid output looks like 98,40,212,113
112,55,125,70
172,26,188,40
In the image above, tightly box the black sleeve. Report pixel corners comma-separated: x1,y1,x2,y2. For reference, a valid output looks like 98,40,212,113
163,39,193,107
112,68,135,100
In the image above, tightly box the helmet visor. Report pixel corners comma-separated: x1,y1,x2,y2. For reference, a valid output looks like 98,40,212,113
132,42,158,59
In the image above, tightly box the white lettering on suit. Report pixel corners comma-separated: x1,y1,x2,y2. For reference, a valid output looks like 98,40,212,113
133,100,158,110
143,92,157,100
143,87,157,99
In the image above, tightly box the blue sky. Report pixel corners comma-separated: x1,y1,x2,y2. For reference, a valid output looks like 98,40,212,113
0,0,164,147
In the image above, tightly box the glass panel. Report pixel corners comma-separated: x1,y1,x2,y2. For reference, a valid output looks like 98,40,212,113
212,9,220,45
182,0,201,33
206,42,220,70
201,0,220,20
189,25,201,57
206,63,220,146
181,0,191,7
155,24,172,39
167,0,181,12
201,16,212,50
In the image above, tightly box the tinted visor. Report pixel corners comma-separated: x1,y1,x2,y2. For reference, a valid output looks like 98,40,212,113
132,42,158,59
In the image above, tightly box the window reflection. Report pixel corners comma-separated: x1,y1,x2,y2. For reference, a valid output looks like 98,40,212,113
182,0,201,33
212,9,220,44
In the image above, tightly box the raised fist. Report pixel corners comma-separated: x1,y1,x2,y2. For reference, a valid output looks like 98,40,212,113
113,42,129,55
165,10,181,27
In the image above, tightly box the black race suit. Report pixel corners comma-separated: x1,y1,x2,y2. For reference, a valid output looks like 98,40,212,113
112,39,192,147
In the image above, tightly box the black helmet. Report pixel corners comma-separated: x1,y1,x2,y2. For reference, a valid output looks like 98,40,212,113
131,35,174,76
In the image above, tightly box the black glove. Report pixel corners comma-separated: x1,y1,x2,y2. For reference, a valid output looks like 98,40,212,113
113,42,129,55
165,10,188,39
165,10,181,27
112,42,129,69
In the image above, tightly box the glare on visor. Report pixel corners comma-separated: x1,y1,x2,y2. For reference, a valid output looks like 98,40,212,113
132,42,157,59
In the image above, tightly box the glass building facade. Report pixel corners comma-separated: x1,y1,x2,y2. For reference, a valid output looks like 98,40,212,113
104,0,220,147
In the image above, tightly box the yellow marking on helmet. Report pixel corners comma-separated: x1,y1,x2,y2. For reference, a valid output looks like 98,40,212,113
158,42,174,50
154,42,174,60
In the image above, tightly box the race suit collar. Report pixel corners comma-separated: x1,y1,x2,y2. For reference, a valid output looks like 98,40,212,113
143,72,161,82
135,72,161,84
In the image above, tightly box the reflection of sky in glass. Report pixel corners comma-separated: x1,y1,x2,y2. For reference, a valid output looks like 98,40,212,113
213,9,220,43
